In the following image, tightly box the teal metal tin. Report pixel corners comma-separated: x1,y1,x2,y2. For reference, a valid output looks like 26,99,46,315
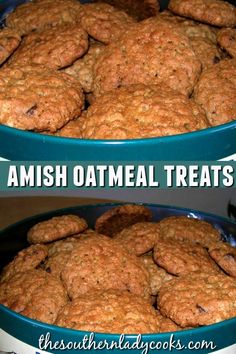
0,203,236,354
0,122,236,161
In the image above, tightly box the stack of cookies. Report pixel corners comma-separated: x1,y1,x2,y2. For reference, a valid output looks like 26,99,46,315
0,204,236,333
0,0,235,139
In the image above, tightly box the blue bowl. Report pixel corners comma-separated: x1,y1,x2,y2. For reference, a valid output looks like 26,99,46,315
0,122,236,161
0,0,235,161
0,203,236,353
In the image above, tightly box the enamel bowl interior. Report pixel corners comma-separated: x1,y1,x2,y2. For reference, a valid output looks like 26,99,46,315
0,203,236,354
0,0,235,161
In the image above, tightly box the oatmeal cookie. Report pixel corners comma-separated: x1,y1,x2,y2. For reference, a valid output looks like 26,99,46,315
141,255,174,296
61,234,151,300
217,28,236,58
6,0,82,35
0,65,84,132
189,36,222,70
8,24,88,70
45,236,87,278
208,241,236,278
27,214,88,244
153,239,220,276
0,27,21,65
55,289,160,333
168,0,236,28
194,59,236,126
0,269,68,324
0,244,48,283
156,10,218,44
81,84,209,140
93,19,201,97
156,311,184,332
114,222,160,256
158,273,236,327
93,0,160,21
77,3,135,44
151,13,221,70
53,118,84,138
64,42,105,93
158,216,221,247
95,204,153,236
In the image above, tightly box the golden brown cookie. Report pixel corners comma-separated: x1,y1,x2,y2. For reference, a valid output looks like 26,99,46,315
155,10,218,44
158,216,221,247
114,222,160,256
189,36,223,70
6,0,82,35
61,234,151,300
217,28,236,58
141,255,174,296
208,241,236,278
27,214,88,244
95,204,153,236
7,24,88,69
194,59,236,126
93,0,160,21
81,84,209,139
55,289,160,333
0,65,84,132
0,269,68,324
64,42,105,93
158,273,236,327
156,311,185,333
0,244,48,283
77,3,136,44
45,236,87,278
168,0,236,28
53,118,84,138
151,13,222,70
0,27,21,65
153,239,220,276
93,19,201,97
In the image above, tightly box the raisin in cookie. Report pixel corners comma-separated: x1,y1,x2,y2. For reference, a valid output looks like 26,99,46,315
158,273,236,327
0,65,84,132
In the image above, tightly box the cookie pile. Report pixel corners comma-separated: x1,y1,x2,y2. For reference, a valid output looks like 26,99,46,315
0,204,236,333
0,0,235,139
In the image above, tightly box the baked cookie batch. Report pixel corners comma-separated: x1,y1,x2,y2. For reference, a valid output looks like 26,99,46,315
0,204,236,333
0,0,235,139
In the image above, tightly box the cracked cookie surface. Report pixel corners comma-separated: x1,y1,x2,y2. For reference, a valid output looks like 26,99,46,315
0,244,48,283
93,19,201,97
77,3,136,44
8,24,88,69
55,289,160,333
0,65,84,132
6,0,82,35
158,273,236,327
153,239,220,276
27,214,88,244
158,216,221,247
168,0,236,28
82,84,209,139
194,59,236,126
61,234,151,300
114,222,160,256
0,269,68,324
